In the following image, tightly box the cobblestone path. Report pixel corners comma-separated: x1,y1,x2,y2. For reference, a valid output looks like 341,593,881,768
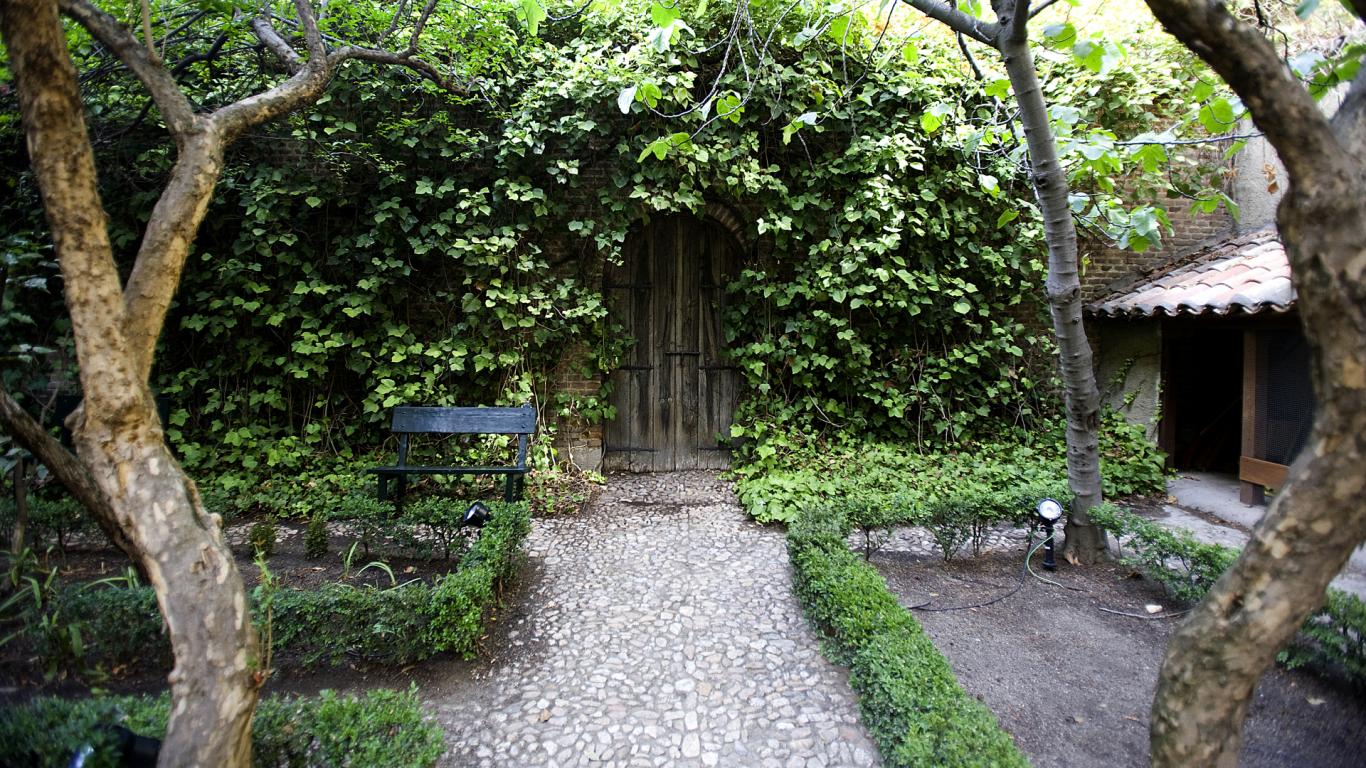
431,471,878,767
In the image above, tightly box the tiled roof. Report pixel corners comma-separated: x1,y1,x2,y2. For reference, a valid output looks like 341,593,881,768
1087,227,1295,318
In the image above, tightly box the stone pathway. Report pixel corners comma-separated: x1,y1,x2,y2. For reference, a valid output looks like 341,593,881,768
430,471,878,767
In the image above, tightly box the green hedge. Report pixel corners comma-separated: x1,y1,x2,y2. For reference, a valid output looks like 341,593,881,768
1092,504,1366,687
13,501,530,675
787,505,1028,767
0,687,442,768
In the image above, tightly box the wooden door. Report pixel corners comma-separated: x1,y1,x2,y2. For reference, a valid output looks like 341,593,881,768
604,215,741,471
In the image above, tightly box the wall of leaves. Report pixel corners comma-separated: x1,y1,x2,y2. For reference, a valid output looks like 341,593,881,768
1,3,1059,478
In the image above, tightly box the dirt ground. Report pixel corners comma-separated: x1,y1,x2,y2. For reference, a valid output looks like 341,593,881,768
873,549,1366,768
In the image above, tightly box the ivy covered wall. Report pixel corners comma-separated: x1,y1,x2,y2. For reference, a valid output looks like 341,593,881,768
2,4,1062,481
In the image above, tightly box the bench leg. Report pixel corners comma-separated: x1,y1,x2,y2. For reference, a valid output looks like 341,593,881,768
504,475,515,503
396,475,408,506
377,475,388,502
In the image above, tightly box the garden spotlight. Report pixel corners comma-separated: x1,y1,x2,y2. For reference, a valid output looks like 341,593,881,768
463,501,491,528
1036,498,1064,571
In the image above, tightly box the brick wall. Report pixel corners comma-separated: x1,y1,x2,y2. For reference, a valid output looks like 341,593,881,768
1080,202,1233,301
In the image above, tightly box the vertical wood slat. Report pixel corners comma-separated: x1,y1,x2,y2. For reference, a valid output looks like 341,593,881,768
604,215,742,472
1240,329,1265,505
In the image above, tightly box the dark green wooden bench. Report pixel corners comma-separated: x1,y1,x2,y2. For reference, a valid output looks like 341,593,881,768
368,405,535,503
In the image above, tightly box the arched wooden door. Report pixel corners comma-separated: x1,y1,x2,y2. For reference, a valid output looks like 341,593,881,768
604,214,741,472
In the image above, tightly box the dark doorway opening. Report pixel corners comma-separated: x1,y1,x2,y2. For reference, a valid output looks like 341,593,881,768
1163,327,1243,473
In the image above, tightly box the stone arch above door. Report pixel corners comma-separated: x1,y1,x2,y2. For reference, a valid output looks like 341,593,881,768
603,213,742,472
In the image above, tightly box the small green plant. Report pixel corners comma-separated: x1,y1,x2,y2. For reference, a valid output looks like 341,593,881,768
0,687,444,767
304,513,328,560
1092,505,1365,688
358,560,398,587
1090,504,1237,603
341,541,361,580
1279,590,1366,685
248,518,277,559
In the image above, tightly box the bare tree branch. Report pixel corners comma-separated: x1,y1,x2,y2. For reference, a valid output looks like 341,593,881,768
58,0,196,138
409,0,439,54
327,45,465,93
138,0,160,64
292,0,326,60
250,15,303,73
0,386,138,561
897,0,999,46
1028,0,1063,19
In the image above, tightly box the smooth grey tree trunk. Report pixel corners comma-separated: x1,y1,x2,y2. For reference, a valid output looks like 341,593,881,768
901,0,1107,562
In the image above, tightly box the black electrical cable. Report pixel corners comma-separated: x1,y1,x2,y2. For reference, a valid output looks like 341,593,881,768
905,522,1190,619
908,531,1049,612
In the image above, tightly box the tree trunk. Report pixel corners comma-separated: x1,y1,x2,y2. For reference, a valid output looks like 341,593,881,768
1139,1,1366,763
0,1,261,765
11,457,27,554
1150,180,1366,767
995,14,1106,564
0,385,141,561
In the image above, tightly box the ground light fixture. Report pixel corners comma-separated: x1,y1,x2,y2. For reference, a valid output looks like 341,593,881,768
1036,498,1064,571
463,501,491,528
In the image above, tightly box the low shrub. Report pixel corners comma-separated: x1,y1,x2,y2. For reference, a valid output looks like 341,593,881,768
425,497,531,658
1092,505,1366,688
1089,504,1238,603
0,686,443,768
248,518,277,559
0,494,96,552
8,502,531,675
787,504,1028,767
303,513,328,559
1282,589,1366,685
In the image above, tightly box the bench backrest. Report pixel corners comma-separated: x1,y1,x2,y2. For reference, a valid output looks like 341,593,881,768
391,406,536,468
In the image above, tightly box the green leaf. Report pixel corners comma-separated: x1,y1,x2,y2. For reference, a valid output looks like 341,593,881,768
901,42,919,66
1296,0,1321,19
920,103,951,134
1043,23,1077,50
520,0,546,37
650,0,681,26
1198,97,1237,133
985,78,1011,99
638,82,662,108
978,174,1000,197
952,300,972,314
618,86,637,115
996,209,1019,228
826,13,852,42
305,196,322,208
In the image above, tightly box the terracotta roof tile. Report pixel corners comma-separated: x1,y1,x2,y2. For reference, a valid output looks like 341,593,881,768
1086,228,1295,318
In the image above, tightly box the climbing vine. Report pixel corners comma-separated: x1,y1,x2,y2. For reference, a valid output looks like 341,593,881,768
0,1,1220,477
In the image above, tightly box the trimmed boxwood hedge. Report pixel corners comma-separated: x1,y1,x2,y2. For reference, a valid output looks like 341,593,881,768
787,504,1029,767
18,500,530,675
0,687,442,768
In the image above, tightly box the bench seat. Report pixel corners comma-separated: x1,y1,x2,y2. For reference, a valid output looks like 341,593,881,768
367,405,536,503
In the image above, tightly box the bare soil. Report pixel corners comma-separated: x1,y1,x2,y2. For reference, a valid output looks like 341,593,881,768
873,549,1366,768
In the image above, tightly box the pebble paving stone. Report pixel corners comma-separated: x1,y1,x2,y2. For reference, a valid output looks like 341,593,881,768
432,471,879,767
